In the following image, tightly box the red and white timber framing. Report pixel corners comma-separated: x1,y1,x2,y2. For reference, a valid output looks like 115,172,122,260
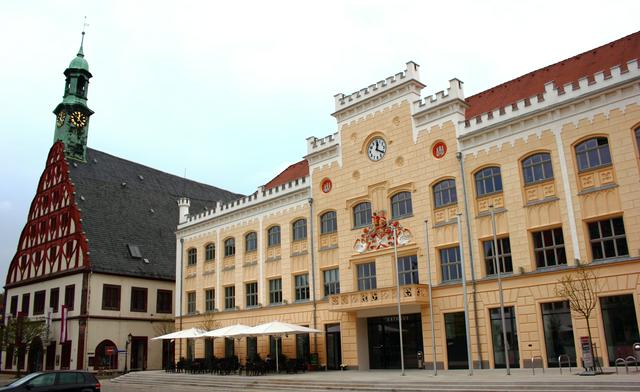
6,141,90,286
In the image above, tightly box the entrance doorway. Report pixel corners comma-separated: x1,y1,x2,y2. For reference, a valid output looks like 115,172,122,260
130,337,147,371
367,313,423,369
325,324,341,370
444,312,468,369
60,341,71,369
490,306,520,368
45,341,56,370
162,340,175,369
601,294,640,365
27,337,43,372
95,340,118,370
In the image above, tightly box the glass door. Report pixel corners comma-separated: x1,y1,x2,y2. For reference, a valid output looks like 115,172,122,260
325,323,342,370
490,306,520,368
444,312,468,369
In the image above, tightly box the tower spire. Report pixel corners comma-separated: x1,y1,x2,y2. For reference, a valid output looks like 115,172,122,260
78,16,88,57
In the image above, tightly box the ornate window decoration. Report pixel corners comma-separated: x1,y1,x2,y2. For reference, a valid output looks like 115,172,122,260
353,202,372,228
433,179,457,208
522,153,554,185
292,219,307,241
353,211,412,253
390,192,413,219
224,238,235,257
245,232,257,252
267,226,281,247
475,166,503,197
320,211,337,234
575,137,611,172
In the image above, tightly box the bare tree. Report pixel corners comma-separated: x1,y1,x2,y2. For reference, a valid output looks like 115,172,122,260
152,318,176,337
198,313,220,332
2,317,47,377
555,265,599,371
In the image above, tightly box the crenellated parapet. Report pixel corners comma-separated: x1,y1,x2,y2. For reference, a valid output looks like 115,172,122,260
412,78,468,139
305,132,341,172
178,175,310,229
460,60,640,139
333,61,425,124
306,132,339,153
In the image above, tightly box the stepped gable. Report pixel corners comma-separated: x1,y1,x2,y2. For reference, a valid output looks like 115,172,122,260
263,160,309,190
68,148,241,280
465,30,640,120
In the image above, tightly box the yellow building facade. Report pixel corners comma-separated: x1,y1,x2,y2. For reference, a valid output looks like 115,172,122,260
175,33,640,370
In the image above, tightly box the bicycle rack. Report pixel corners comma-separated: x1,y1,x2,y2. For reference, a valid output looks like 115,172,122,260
615,358,628,374
558,354,572,375
624,356,638,372
531,355,544,375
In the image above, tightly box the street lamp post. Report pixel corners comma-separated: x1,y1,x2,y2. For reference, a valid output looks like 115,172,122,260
490,206,510,375
456,214,474,375
125,333,132,373
392,225,410,376
423,220,437,375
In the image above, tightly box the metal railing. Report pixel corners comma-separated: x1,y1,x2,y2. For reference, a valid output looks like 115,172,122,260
530,355,544,375
558,354,572,375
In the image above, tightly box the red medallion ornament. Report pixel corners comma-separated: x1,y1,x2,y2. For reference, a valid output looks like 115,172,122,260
432,140,447,159
321,178,332,193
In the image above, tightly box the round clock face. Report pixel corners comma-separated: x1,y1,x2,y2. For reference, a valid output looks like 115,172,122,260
367,137,387,161
69,111,87,128
56,111,66,127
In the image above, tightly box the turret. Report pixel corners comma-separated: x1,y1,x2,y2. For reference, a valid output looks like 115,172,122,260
177,198,191,224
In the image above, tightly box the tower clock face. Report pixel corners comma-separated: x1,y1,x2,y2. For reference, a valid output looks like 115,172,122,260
56,111,66,127
367,137,387,161
69,111,87,128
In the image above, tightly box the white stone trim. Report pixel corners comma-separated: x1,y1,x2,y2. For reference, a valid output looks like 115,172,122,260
553,128,581,262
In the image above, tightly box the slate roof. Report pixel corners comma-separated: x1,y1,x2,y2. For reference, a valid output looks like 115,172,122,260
68,148,241,280
465,30,640,120
263,160,309,190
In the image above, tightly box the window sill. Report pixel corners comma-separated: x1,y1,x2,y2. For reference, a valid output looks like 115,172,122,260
476,207,507,218
203,270,215,276
101,307,120,311
291,250,309,257
266,256,281,263
319,244,338,252
243,261,258,267
204,259,215,263
535,264,570,273
523,178,554,187
577,163,613,175
577,182,618,196
391,213,414,221
222,265,235,271
433,219,457,228
294,299,311,304
438,279,462,286
524,196,559,207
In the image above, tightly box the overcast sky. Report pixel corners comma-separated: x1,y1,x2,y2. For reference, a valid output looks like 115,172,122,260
1,0,638,285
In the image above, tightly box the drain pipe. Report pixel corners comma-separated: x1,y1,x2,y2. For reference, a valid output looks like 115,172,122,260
178,238,184,359
456,151,483,369
308,198,319,353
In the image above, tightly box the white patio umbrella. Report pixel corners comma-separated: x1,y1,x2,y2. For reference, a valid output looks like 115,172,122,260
240,321,322,373
151,327,207,340
201,323,251,338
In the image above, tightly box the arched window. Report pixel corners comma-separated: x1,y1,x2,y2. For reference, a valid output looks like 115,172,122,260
635,127,640,151
292,219,307,241
433,179,457,208
475,166,503,197
391,192,413,219
245,232,257,252
94,340,118,370
187,248,197,266
575,137,611,172
353,202,372,228
267,226,281,247
522,153,554,185
224,238,235,257
320,211,337,234
205,243,215,261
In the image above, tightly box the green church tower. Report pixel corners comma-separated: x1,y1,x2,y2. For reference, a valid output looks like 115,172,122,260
53,30,94,162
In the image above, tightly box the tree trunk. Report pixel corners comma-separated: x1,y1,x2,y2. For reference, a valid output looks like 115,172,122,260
585,316,595,372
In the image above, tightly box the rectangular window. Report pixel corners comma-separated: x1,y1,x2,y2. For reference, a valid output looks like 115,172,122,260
323,268,340,296
130,287,148,312
21,293,30,315
588,217,629,260
600,294,640,365
295,274,310,301
483,237,513,276
187,291,196,314
533,228,567,268
357,262,376,291
245,283,258,308
10,295,18,317
186,339,195,362
64,285,75,311
224,286,235,310
397,255,419,285
440,246,462,282
49,288,59,313
269,278,282,304
205,288,216,312
156,289,172,314
205,338,214,359
33,290,46,315
101,284,121,311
